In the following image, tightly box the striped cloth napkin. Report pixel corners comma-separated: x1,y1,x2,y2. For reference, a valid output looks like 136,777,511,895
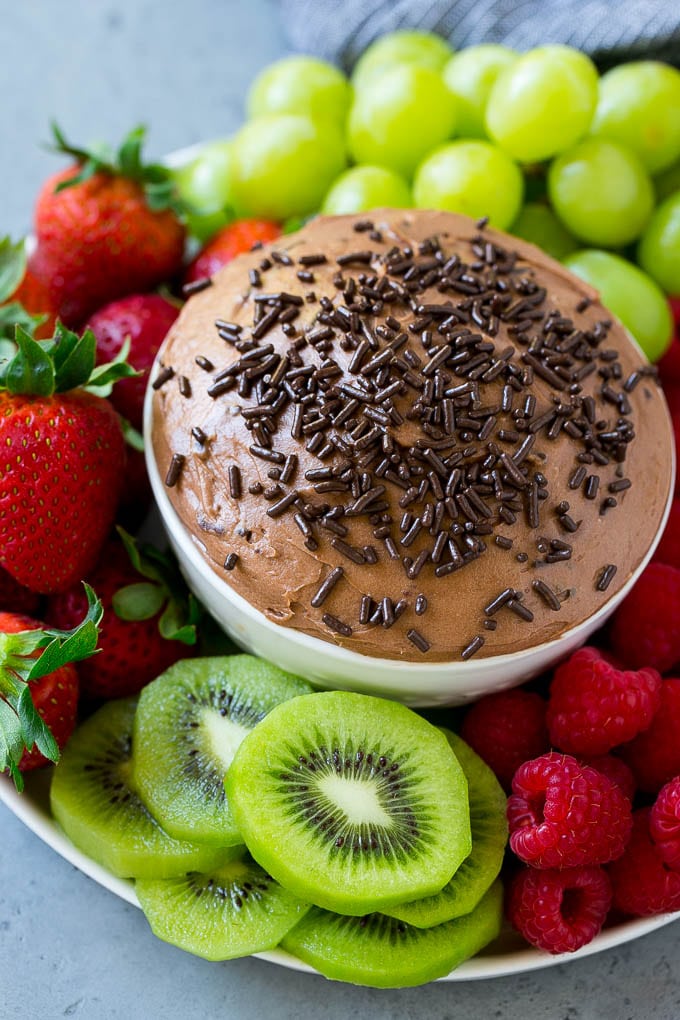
278,0,680,70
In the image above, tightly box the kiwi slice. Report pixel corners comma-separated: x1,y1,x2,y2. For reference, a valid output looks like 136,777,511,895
50,699,237,879
226,690,472,916
384,730,508,928
133,655,313,847
281,880,503,988
136,850,310,961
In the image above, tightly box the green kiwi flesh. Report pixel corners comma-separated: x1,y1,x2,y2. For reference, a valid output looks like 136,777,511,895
281,880,503,988
384,729,508,927
133,655,313,846
49,699,238,879
226,690,472,915
136,851,310,961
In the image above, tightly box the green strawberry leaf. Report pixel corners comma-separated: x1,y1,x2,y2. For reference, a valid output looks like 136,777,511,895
85,335,138,397
51,323,96,391
112,581,166,621
116,527,166,585
0,322,136,397
0,699,25,791
0,237,27,304
17,684,59,763
158,600,197,644
119,416,145,452
49,123,187,215
0,326,55,396
0,303,47,342
0,585,103,789
30,583,103,680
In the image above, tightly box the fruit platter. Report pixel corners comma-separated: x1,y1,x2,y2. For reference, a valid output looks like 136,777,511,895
2,28,680,990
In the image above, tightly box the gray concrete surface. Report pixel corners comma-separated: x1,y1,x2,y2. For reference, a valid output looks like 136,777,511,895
1,1,679,1017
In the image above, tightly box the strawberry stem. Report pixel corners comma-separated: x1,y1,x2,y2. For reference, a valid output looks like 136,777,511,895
0,586,103,790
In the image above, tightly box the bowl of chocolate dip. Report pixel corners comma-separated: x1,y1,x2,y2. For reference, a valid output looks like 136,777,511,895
145,209,675,706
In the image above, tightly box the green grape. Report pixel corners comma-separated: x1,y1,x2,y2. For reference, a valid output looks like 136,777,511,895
230,115,346,220
637,191,680,296
348,65,457,179
564,249,672,362
413,141,523,230
352,30,452,91
247,56,351,126
485,45,598,163
590,61,680,174
172,140,235,242
322,165,411,215
510,202,578,260
548,139,654,248
443,45,516,139
654,162,680,202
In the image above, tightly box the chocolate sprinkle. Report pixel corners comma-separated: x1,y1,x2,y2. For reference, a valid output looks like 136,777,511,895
322,612,352,637
407,628,430,653
311,566,344,607
596,564,617,591
224,552,239,571
461,635,485,659
164,453,185,487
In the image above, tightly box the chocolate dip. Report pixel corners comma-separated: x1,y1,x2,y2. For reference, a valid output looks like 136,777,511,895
150,210,674,662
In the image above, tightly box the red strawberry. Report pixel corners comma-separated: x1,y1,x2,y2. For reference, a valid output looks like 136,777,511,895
33,125,185,327
0,323,133,594
0,590,102,787
3,252,59,341
46,531,198,699
88,293,179,430
0,565,41,615
0,612,79,771
183,218,280,285
116,446,153,531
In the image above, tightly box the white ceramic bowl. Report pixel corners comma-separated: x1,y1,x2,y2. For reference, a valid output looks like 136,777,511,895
144,382,675,706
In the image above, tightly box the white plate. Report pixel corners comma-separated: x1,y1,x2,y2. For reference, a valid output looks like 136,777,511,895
2,769,679,983
7,146,679,983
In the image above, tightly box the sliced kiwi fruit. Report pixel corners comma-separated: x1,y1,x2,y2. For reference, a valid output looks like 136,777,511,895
226,690,472,916
50,699,238,879
281,880,503,988
133,655,313,847
136,850,310,961
383,729,508,928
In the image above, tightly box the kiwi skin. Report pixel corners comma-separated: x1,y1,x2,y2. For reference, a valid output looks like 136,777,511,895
226,690,472,916
49,698,239,880
281,880,504,988
383,729,508,928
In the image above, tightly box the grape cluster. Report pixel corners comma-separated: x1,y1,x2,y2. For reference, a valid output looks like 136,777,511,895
173,31,680,362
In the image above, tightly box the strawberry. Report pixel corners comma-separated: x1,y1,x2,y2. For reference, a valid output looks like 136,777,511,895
46,529,200,699
0,565,40,615
88,293,179,430
33,125,186,327
0,323,134,594
0,236,54,342
5,252,59,340
183,218,280,285
0,588,102,788
116,446,153,531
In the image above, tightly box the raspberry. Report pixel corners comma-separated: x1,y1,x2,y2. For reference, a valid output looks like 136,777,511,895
506,865,612,954
619,678,680,793
546,646,661,756
460,688,549,791
609,563,680,673
508,753,632,869
583,756,636,802
653,498,680,571
609,808,680,916
650,777,680,870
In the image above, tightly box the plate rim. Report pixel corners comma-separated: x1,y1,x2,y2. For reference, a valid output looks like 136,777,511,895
2,772,679,983
7,142,679,984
